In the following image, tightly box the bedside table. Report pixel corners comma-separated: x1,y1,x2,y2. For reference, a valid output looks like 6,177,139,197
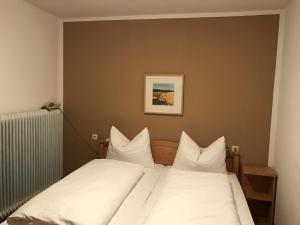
240,165,277,225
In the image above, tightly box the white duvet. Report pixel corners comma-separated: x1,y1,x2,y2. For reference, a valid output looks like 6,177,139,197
144,169,241,225
8,159,144,225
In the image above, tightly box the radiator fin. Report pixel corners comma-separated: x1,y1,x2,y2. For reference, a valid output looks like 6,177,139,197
0,110,63,221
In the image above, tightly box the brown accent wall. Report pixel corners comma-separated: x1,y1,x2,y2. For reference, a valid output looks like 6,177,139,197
63,15,279,175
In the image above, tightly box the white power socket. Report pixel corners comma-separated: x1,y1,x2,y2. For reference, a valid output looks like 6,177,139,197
91,133,98,141
231,145,240,153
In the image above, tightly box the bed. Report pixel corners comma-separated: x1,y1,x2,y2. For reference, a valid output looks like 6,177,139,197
102,140,254,225
1,140,254,225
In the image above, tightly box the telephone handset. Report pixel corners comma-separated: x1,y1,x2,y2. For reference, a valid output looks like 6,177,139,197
41,102,61,111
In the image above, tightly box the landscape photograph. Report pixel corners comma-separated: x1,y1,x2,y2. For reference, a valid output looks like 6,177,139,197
152,83,175,106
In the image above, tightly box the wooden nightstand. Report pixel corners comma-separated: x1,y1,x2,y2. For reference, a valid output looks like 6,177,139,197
240,165,277,225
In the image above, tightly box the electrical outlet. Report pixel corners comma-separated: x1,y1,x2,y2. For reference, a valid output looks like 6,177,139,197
91,134,98,141
231,145,240,153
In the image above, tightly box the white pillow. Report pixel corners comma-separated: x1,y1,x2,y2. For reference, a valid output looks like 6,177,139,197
107,126,155,167
173,131,201,170
173,132,227,174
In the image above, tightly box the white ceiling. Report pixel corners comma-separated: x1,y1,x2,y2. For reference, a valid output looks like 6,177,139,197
26,0,290,18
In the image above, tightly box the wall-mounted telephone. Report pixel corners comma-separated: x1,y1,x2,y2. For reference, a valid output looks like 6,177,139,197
41,102,61,111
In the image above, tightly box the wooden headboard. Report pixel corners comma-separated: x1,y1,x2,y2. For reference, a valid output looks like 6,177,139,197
99,140,240,175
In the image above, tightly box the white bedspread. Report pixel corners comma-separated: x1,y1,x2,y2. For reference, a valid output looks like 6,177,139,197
7,159,144,225
144,169,241,225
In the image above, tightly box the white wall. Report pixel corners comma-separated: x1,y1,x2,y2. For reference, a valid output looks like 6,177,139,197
0,0,60,114
273,0,300,224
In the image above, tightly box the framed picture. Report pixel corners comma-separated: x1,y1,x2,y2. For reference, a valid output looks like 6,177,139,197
144,74,184,115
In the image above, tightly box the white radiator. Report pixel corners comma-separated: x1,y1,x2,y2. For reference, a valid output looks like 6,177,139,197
0,109,63,221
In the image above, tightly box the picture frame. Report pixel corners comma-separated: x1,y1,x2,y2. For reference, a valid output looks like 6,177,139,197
144,74,184,115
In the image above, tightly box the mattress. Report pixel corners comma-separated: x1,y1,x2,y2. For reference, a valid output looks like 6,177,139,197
1,164,254,225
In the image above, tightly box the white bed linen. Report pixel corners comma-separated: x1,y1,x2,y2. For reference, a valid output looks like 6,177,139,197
1,165,164,225
135,169,254,225
108,164,164,225
1,165,255,225
7,159,144,225
228,174,255,225
139,168,241,225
